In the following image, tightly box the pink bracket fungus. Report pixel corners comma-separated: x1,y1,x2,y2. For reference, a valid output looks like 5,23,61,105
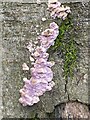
19,1,71,106
19,22,59,106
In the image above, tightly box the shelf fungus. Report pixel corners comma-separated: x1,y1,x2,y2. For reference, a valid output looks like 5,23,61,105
47,1,71,20
19,22,59,106
19,1,71,106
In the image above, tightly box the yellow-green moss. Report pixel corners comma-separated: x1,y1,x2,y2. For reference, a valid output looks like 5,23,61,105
50,15,77,80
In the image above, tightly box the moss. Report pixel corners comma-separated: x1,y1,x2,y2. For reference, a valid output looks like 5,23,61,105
49,15,77,80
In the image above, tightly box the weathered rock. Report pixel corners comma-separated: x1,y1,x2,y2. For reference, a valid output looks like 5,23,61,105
1,1,90,118
54,102,90,119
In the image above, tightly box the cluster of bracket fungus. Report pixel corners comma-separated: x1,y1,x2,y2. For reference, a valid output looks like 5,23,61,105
19,1,71,106
19,22,59,106
48,1,71,20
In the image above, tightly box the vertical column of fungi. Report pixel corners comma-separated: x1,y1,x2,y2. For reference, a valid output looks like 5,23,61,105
19,22,59,106
19,1,71,106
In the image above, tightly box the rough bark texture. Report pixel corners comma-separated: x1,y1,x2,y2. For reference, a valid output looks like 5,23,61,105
1,0,90,119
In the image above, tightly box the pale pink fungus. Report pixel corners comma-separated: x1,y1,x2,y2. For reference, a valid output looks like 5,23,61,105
48,2,71,20
19,22,59,106
22,63,29,71
19,1,71,106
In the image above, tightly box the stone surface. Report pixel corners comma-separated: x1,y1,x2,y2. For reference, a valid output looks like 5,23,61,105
1,0,90,119
0,0,90,3
54,102,90,118
0,2,3,120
